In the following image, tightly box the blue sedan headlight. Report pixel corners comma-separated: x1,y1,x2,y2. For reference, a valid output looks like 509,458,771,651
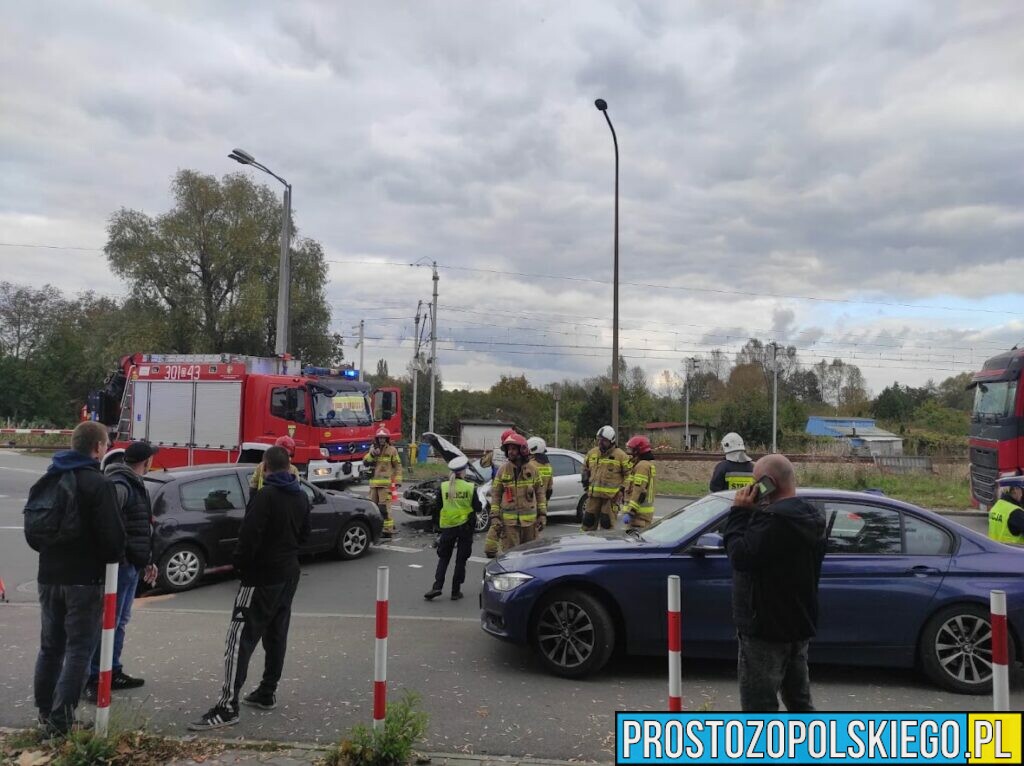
487,571,533,592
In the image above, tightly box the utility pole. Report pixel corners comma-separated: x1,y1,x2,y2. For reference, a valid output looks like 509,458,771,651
770,343,779,453
410,302,422,445
684,358,696,450
354,320,365,382
552,383,562,448
428,262,439,434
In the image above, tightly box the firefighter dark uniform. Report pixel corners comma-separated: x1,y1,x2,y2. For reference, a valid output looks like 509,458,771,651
490,435,546,552
582,427,629,531
425,457,481,600
365,429,402,538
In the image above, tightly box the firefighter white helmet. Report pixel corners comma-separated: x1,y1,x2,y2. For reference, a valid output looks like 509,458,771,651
527,436,547,455
596,425,616,442
721,432,751,462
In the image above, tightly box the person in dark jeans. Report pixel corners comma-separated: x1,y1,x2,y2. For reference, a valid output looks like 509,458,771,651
723,453,826,712
189,446,311,730
85,442,159,700
32,421,126,734
424,456,481,601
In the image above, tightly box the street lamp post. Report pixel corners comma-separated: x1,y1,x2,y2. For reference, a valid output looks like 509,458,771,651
552,383,562,448
229,148,292,356
594,99,620,433
770,343,779,453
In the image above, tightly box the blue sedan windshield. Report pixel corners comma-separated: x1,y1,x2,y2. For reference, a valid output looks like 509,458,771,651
641,494,732,544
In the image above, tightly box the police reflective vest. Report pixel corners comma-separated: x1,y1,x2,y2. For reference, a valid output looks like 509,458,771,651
365,445,402,487
626,459,656,519
725,472,754,489
439,479,476,529
988,499,1024,544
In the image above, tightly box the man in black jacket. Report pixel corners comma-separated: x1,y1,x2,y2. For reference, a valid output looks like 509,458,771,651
723,453,826,712
189,446,311,730
86,441,158,699
31,421,126,735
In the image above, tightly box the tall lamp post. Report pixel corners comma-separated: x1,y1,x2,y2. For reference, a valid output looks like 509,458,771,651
229,148,292,356
594,99,620,433
552,383,562,448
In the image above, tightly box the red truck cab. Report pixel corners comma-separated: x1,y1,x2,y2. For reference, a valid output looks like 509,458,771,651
968,347,1024,509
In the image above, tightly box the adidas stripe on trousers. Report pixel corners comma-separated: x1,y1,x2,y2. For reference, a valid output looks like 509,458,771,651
217,575,300,709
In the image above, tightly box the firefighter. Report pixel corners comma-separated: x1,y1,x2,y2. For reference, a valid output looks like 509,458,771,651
581,440,600,493
581,426,630,531
490,432,546,552
365,426,402,539
424,456,483,601
989,476,1024,545
527,437,554,515
483,429,516,558
249,436,301,490
622,435,656,529
709,432,754,492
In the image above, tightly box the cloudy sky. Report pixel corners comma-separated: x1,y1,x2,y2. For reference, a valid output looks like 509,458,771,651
3,1,1024,394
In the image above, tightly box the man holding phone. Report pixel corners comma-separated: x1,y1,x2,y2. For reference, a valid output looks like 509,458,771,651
723,454,826,712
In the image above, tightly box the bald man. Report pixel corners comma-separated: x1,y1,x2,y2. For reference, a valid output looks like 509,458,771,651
723,454,826,712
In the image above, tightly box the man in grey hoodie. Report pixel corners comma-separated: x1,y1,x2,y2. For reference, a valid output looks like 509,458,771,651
723,453,826,712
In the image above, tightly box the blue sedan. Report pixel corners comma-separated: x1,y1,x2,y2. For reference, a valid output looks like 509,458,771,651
481,489,1024,694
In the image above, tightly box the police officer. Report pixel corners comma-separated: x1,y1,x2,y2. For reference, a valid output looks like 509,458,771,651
622,435,656,529
425,456,482,601
581,426,630,531
989,476,1024,545
710,432,755,492
490,432,546,551
364,427,402,538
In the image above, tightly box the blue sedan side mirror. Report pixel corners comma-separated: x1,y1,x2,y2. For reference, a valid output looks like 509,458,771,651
691,532,725,556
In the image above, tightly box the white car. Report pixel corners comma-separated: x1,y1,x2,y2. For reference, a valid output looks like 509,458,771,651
401,432,588,532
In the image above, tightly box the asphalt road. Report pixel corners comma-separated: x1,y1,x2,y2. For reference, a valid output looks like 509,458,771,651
0,450,1017,761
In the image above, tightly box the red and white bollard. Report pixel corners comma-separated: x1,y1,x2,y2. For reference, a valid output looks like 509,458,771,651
667,575,682,711
373,566,390,730
991,589,1010,711
390,480,399,505
0,575,8,603
95,562,119,736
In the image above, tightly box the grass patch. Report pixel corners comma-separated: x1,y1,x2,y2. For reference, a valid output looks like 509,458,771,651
404,463,450,480
659,479,706,497
0,726,227,766
323,691,428,766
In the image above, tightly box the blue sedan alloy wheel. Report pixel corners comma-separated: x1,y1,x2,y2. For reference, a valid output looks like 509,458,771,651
920,603,1014,694
532,590,616,678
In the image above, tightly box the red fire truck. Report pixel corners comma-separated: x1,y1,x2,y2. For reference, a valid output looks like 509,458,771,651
968,347,1024,509
88,353,402,486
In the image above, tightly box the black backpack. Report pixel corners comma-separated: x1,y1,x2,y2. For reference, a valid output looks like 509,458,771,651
23,471,82,551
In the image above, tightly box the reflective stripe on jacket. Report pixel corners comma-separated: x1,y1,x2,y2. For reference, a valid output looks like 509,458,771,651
439,479,476,529
490,460,546,525
626,459,656,518
587,447,630,498
534,458,553,500
365,445,402,486
725,472,754,490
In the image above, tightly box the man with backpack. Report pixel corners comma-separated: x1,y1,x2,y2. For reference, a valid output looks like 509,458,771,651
85,441,159,701
26,421,125,735
189,446,311,730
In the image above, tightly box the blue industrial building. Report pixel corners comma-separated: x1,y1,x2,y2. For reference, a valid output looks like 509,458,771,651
805,416,903,456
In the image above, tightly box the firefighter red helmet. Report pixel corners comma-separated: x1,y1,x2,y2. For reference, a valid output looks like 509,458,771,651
375,427,391,440
501,432,528,450
274,435,296,456
500,428,516,442
626,435,651,454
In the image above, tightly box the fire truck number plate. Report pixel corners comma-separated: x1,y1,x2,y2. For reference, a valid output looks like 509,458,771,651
162,365,202,381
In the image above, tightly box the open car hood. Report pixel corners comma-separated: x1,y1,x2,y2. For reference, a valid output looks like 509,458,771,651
421,432,486,483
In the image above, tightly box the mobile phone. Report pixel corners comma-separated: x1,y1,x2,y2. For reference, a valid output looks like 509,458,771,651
754,476,777,500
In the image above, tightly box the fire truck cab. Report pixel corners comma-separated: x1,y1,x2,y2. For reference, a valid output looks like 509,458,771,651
968,347,1024,509
89,353,401,487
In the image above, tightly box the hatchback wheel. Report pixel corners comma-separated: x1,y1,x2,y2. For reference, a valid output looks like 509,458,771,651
531,589,615,678
337,520,371,560
919,603,1015,694
157,543,206,593
474,507,490,533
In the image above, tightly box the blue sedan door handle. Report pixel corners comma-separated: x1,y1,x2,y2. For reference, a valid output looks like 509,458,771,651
906,565,942,576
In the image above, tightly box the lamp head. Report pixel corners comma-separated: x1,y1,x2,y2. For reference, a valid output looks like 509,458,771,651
229,148,256,165
594,99,608,111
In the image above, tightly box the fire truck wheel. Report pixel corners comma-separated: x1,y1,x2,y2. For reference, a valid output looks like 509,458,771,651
157,543,206,592
337,520,371,560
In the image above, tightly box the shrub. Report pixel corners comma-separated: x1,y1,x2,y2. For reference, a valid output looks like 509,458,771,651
325,692,429,766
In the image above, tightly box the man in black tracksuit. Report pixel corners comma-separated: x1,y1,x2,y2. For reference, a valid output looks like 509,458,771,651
723,453,826,712
189,446,311,730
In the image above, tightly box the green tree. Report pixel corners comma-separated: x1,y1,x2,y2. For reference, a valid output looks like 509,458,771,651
105,169,342,365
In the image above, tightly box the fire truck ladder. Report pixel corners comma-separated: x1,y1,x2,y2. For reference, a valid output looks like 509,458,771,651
115,365,137,442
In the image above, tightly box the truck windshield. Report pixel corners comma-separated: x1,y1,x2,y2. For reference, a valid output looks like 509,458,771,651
311,387,372,427
972,380,1018,418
